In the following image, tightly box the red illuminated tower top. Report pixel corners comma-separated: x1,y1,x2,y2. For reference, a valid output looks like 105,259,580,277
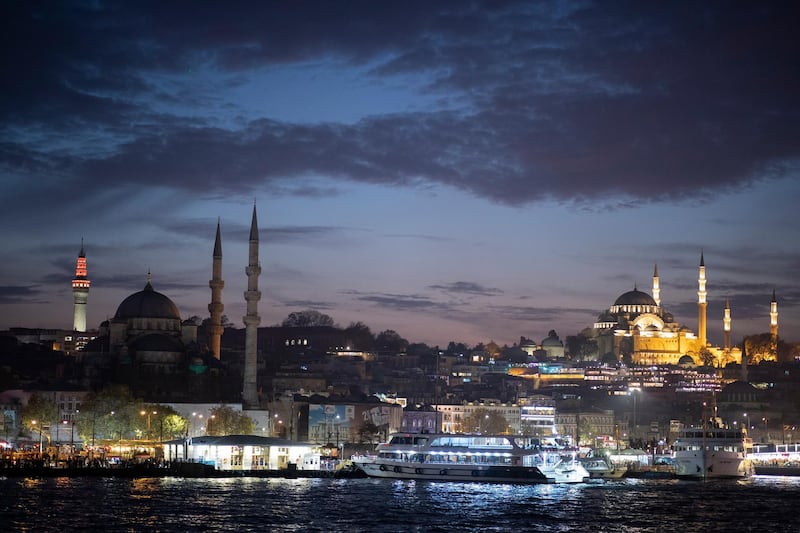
72,239,91,332
72,239,90,290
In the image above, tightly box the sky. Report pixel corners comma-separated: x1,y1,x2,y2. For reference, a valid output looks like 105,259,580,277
1,1,798,348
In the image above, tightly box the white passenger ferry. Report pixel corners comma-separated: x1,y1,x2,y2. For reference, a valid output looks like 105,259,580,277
672,421,753,479
352,433,589,484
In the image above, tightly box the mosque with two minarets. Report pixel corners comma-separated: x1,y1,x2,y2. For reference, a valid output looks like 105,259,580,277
76,206,263,407
589,253,779,367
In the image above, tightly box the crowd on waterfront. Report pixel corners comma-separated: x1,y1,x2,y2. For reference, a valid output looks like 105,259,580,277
0,449,170,471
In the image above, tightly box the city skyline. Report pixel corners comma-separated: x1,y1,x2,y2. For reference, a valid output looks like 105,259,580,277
1,2,798,347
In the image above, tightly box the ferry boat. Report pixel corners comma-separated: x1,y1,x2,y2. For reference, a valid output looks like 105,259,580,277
672,420,753,479
352,433,589,484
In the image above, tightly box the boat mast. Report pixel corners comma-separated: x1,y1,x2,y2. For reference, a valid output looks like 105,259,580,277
702,401,707,481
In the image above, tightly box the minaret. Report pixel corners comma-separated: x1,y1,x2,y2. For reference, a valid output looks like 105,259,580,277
71,239,91,332
208,219,224,360
697,251,707,347
770,290,778,340
242,204,261,409
723,298,731,353
741,339,748,382
652,263,661,308
770,290,779,360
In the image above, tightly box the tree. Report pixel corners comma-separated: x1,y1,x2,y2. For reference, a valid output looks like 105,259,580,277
344,321,375,350
699,347,716,367
21,393,58,445
356,420,380,444
461,408,509,434
136,404,183,441
619,337,634,365
565,333,598,361
281,310,335,328
446,341,469,355
161,413,188,440
76,385,140,444
744,333,778,364
375,329,408,353
578,417,596,446
207,405,255,436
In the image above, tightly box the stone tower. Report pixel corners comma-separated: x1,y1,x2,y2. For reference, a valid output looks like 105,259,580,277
71,239,91,332
208,219,224,360
242,204,261,409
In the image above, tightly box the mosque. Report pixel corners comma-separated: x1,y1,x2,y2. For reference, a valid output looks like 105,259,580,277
589,254,779,367
77,206,263,407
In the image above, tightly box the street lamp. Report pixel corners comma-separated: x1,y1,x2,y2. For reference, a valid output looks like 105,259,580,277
71,410,77,453
140,410,157,440
32,420,43,454
335,416,340,452
61,420,68,453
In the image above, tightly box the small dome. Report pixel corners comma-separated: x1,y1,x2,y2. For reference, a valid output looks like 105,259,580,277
614,289,657,307
114,281,181,320
597,311,615,322
542,336,562,347
721,380,758,395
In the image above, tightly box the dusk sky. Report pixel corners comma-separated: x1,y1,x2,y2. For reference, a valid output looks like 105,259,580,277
2,1,798,348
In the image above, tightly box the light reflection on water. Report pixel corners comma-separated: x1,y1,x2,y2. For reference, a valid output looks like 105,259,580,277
2,476,800,532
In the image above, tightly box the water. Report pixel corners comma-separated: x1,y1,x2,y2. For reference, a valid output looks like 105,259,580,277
2,476,799,532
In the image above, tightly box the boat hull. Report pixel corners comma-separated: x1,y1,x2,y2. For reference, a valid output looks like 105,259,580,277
353,459,553,484
674,453,752,479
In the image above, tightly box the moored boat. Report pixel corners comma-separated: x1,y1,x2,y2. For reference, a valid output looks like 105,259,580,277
580,456,627,480
672,420,752,479
352,433,589,484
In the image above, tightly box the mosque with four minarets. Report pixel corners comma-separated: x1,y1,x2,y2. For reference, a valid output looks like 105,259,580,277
588,253,779,367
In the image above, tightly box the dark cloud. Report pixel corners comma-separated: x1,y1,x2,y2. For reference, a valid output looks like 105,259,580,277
0,285,46,304
488,304,598,324
277,300,337,312
2,1,797,212
429,281,503,296
348,291,448,312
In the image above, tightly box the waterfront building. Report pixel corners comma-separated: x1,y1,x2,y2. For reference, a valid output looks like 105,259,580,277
435,401,521,434
555,410,615,447
518,394,556,436
164,435,317,471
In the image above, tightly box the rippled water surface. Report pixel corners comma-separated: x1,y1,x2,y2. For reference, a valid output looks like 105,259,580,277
2,476,799,532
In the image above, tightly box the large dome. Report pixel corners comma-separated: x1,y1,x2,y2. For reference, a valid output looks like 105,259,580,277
614,288,657,307
114,281,181,320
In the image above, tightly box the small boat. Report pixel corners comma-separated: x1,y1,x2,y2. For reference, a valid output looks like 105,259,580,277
352,433,589,484
672,419,753,479
580,456,627,480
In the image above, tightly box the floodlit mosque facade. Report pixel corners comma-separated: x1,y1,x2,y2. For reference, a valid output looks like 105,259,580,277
590,254,778,367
